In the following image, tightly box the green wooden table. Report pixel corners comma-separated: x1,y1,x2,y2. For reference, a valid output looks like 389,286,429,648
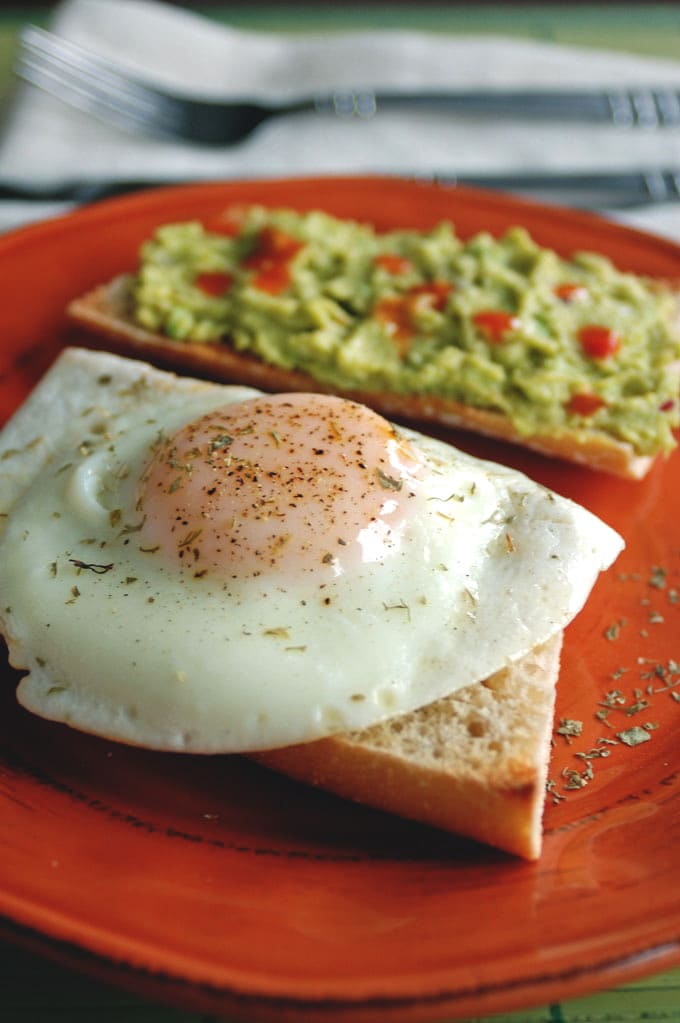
0,4,679,1021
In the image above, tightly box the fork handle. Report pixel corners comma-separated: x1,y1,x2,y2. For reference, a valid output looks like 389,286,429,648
311,88,680,127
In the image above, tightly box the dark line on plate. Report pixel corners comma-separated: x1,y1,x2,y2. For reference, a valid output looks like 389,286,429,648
0,743,486,864
3,737,679,865
0,913,678,1018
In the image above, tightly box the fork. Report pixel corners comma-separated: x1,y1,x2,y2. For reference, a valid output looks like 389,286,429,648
15,25,680,147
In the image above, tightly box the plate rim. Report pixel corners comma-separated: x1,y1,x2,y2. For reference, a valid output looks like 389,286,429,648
1,174,679,1022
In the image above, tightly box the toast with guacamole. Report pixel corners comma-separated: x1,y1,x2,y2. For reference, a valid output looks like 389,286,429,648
68,205,680,479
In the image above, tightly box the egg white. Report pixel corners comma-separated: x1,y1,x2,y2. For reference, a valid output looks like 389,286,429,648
0,348,623,752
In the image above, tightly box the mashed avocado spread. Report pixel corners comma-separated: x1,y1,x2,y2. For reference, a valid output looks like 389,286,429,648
133,206,680,456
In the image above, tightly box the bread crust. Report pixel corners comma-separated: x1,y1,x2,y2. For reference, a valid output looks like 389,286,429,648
67,275,663,479
252,634,563,860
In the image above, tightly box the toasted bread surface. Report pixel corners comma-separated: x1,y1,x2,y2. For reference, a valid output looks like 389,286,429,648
253,633,563,860
68,276,663,480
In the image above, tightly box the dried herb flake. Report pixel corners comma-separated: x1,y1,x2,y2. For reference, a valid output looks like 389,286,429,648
617,726,652,747
209,433,234,453
69,559,114,575
375,467,403,491
648,566,667,590
556,718,583,743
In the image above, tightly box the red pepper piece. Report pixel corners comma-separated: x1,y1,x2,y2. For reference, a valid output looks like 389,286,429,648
578,325,621,358
251,264,295,295
243,227,303,269
473,309,519,344
373,296,413,350
243,227,303,295
554,282,588,303
409,281,453,311
566,392,607,417
194,271,233,296
373,254,414,275
374,281,454,356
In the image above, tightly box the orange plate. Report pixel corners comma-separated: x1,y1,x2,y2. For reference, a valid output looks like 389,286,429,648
0,176,679,1023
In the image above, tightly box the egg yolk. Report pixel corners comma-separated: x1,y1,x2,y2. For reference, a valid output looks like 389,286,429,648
137,393,423,580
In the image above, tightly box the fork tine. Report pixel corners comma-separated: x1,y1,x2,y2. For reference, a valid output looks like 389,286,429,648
15,53,178,138
20,26,169,115
15,51,175,137
17,26,183,136
15,26,277,144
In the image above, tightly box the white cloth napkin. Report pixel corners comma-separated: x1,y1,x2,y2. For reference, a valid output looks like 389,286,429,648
2,0,680,240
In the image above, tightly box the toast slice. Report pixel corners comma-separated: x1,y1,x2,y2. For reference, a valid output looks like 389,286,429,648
2,345,614,858
68,271,678,482
253,632,563,860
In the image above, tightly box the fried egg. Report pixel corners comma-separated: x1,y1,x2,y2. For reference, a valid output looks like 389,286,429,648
0,348,623,753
